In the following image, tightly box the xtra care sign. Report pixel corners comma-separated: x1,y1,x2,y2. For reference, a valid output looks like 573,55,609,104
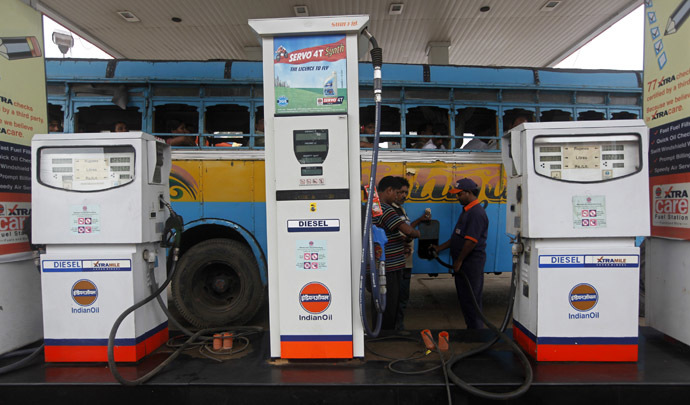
645,0,690,239
0,0,47,257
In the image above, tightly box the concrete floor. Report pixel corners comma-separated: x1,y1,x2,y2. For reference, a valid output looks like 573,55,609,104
403,272,513,331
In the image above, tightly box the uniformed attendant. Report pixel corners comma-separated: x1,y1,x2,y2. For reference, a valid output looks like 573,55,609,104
432,178,488,329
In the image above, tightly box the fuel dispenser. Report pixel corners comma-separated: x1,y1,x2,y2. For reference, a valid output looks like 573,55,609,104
249,16,369,359
31,132,170,362
502,120,649,362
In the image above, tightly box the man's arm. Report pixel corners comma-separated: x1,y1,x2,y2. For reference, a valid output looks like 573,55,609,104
432,239,450,254
397,222,420,239
410,210,431,228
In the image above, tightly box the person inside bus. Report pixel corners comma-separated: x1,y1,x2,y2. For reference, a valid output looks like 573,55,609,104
113,121,128,132
509,115,529,129
254,113,265,147
462,124,494,150
359,120,375,148
49,119,62,132
422,123,448,149
411,122,433,149
165,120,196,146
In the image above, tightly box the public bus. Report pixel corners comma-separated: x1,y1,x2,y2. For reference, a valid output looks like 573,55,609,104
44,59,643,327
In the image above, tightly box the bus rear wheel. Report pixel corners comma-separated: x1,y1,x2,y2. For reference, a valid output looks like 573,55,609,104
171,238,264,328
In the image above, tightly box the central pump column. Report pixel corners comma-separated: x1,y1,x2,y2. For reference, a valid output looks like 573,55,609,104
249,16,368,359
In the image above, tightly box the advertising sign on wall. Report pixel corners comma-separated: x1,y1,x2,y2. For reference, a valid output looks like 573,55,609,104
644,0,690,239
0,0,47,257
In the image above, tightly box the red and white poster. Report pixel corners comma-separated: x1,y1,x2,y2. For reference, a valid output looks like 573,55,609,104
0,0,47,257
645,0,690,239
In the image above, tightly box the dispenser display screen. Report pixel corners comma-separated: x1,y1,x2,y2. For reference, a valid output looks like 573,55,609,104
533,134,641,182
39,146,136,191
294,129,329,164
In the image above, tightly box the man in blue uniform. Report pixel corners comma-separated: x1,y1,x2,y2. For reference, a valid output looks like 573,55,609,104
433,178,488,329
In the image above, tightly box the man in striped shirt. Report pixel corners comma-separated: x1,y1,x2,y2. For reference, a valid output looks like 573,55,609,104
374,176,421,330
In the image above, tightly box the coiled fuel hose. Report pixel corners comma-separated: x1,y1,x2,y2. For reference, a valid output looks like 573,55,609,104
107,198,263,386
359,28,386,337
429,244,533,400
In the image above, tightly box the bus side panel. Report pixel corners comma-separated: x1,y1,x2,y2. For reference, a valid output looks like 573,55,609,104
201,160,268,255
170,161,204,220
360,161,509,274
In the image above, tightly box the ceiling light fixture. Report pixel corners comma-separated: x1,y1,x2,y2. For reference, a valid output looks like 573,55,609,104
294,5,309,17
117,11,140,22
389,3,404,15
540,1,561,11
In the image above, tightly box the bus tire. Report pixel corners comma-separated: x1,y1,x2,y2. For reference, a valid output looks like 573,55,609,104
171,238,264,328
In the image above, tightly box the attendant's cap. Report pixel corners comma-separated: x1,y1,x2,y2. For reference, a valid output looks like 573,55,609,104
449,178,478,194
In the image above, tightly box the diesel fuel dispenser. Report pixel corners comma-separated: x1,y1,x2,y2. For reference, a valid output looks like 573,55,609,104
502,120,649,362
249,16,370,359
31,132,171,362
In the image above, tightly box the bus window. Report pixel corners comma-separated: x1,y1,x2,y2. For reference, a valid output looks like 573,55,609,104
610,93,640,106
205,104,249,147
576,92,606,105
611,111,638,120
540,109,573,122
503,108,534,131
456,107,498,150
502,90,536,103
153,103,199,146
205,86,251,97
577,110,605,121
539,91,572,104
406,106,449,149
48,104,64,133
254,106,264,148
360,86,402,101
359,105,401,148
454,89,497,102
152,86,200,97
404,88,450,100
74,105,142,133
253,85,264,99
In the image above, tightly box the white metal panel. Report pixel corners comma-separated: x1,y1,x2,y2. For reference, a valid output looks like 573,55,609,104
646,237,690,347
0,260,43,355
31,132,169,245
504,120,649,239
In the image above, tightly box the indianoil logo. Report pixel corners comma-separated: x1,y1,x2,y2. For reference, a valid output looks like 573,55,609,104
71,279,98,306
299,282,331,314
569,283,598,312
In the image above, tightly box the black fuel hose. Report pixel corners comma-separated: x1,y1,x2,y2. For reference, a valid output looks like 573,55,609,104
430,250,533,400
359,28,386,337
0,345,44,375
